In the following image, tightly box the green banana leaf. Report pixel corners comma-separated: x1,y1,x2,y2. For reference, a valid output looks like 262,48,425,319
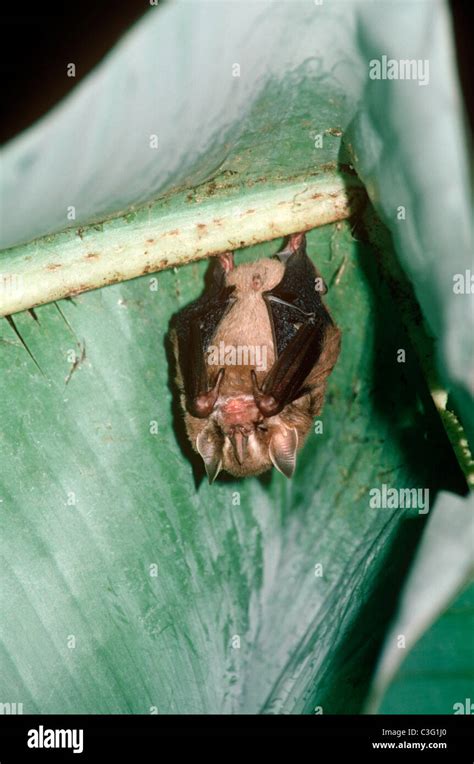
367,492,474,714
377,581,474,714
0,0,472,715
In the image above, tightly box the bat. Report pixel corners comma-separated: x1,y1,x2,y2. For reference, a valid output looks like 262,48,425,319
170,232,341,482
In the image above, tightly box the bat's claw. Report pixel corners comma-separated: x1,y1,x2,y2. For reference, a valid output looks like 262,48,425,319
251,370,282,417
192,368,225,418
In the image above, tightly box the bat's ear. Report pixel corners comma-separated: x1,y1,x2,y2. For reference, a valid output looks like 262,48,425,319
276,232,306,261
269,425,298,478
196,430,223,484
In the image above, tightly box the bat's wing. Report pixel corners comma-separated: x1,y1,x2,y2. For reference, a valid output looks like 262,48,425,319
255,234,335,416
172,261,236,417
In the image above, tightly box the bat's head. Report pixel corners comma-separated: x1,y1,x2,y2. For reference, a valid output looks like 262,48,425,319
191,394,306,482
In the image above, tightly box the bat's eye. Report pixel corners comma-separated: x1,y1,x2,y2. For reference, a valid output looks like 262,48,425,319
256,424,268,432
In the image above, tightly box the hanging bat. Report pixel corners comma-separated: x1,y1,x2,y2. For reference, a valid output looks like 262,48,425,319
170,232,341,482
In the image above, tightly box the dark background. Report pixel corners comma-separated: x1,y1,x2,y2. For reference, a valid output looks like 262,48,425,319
0,0,472,145
0,1,149,144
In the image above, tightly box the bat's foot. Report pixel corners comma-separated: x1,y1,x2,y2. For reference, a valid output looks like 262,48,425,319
276,232,306,262
217,251,234,273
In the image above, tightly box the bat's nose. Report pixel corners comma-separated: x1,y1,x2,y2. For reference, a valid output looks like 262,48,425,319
229,429,249,464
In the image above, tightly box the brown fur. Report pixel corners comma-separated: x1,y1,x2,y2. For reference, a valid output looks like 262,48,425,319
171,255,341,479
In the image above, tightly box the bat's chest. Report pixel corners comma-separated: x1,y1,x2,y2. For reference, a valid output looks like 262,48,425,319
211,292,273,351
205,258,283,395
207,295,275,396
209,258,283,358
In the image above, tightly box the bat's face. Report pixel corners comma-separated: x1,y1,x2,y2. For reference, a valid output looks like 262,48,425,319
188,392,313,481
171,232,341,482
